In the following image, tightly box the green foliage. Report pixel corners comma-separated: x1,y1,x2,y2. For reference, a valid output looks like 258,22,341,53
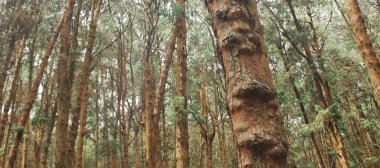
173,3,186,20
364,157,380,164
172,96,186,114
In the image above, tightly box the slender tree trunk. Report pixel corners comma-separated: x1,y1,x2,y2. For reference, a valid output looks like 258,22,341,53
174,0,190,167
0,0,25,109
75,1,102,167
0,36,26,148
205,1,288,167
21,122,30,168
142,1,159,167
134,128,140,168
283,1,350,167
217,121,228,168
41,100,56,168
344,0,380,106
55,0,75,167
66,0,83,166
274,32,327,168
34,76,51,168
5,16,64,168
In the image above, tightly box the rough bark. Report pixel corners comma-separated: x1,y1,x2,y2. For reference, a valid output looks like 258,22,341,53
205,0,288,167
344,0,380,107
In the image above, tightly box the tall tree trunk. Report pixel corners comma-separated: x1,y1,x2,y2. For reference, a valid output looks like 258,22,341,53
41,99,56,168
274,31,327,168
75,1,102,167
142,1,159,167
55,0,75,167
34,76,51,168
5,16,64,168
66,0,83,166
0,0,25,110
0,36,25,147
134,128,140,168
344,0,380,106
21,122,30,168
174,0,190,167
205,0,288,167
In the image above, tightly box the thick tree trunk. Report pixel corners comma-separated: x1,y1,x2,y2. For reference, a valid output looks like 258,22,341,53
205,1,288,167
174,0,190,167
344,0,380,107
75,1,102,167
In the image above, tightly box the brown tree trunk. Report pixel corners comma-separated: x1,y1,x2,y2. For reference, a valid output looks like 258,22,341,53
205,0,288,167
0,0,25,109
5,16,64,168
34,76,51,168
344,0,380,107
55,0,75,167
21,122,30,168
141,1,160,167
134,128,140,168
0,37,26,148
65,0,83,166
174,0,190,167
75,1,102,167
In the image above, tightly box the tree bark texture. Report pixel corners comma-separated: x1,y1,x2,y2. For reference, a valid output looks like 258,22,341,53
205,0,288,167
344,0,380,107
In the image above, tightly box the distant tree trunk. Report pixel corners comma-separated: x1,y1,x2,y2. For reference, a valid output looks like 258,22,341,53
274,29,327,168
75,0,102,167
284,0,350,167
5,15,64,168
66,0,83,166
101,77,111,168
344,0,380,107
35,76,51,168
133,128,140,168
217,121,227,168
55,0,75,167
21,122,30,168
205,0,288,167
0,36,25,150
0,0,25,110
161,108,169,168
155,24,176,168
174,0,190,167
